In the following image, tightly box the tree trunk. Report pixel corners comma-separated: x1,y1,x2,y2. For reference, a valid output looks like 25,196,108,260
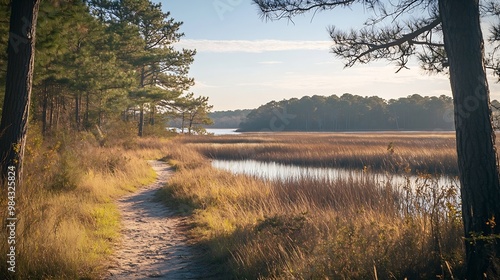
138,104,144,137
188,112,193,135
49,93,54,131
84,91,90,129
75,93,80,130
149,104,155,125
0,0,41,188
181,112,185,133
439,0,500,278
41,81,48,135
55,95,61,130
98,111,103,127
125,106,130,121
188,110,199,135
137,64,146,136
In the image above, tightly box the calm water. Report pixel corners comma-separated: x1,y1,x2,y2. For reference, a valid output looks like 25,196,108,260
205,128,241,135
211,159,457,190
166,128,240,135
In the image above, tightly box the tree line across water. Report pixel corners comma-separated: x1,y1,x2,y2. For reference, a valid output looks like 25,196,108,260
235,93,500,132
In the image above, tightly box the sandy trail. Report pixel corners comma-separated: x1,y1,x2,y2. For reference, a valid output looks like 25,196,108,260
106,160,215,279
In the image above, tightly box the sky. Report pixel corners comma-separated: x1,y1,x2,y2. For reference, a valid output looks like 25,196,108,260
159,0,500,111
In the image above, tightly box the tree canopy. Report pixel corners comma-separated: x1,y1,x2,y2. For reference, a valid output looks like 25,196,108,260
208,109,253,128
239,93,458,131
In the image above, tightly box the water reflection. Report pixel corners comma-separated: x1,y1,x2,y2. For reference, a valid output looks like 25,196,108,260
211,159,457,190
205,128,241,135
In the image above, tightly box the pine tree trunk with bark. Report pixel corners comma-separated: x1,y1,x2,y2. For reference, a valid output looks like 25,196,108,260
0,0,41,188
439,0,500,278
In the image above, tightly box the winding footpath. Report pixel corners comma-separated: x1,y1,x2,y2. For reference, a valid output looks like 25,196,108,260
106,160,215,279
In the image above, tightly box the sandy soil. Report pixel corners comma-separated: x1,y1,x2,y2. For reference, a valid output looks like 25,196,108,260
106,160,218,279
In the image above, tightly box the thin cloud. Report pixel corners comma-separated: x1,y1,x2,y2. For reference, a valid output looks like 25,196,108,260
235,65,451,93
259,61,283,64
193,81,220,89
315,61,337,65
174,39,332,53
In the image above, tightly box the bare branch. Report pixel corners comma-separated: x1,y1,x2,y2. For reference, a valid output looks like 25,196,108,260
409,40,444,47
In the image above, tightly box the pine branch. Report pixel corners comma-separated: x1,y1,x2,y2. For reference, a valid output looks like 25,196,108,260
332,17,441,68
254,0,357,21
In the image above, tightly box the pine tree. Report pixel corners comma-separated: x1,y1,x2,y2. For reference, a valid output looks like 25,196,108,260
161,93,213,134
89,0,195,136
32,0,136,134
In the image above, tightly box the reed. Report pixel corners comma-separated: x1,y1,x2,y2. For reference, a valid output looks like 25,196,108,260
160,134,464,279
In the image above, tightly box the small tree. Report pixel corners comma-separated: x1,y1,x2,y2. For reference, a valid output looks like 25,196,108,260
185,95,213,134
254,0,500,278
159,93,213,134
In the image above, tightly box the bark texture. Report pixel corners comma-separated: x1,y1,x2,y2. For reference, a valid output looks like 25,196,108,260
0,0,41,188
439,0,500,278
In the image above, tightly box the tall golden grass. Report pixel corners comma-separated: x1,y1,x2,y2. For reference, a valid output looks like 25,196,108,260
160,134,464,279
186,132,458,175
0,123,170,279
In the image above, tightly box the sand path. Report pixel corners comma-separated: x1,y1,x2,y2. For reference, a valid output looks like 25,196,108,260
106,160,215,279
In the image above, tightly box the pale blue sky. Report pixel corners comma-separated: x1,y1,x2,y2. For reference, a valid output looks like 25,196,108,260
159,1,500,111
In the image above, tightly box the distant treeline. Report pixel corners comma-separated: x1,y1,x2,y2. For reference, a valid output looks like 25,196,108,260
206,109,252,128
239,94,500,132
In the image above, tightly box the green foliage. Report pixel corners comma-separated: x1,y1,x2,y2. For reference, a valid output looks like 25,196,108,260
163,93,214,134
49,151,83,191
0,0,201,137
206,109,252,128
239,93,458,131
88,0,196,136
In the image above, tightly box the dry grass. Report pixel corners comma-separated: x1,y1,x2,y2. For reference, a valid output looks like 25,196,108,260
159,134,465,279
1,129,465,279
186,132,458,175
0,124,171,279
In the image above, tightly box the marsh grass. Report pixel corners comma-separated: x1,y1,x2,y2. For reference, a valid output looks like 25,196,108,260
186,132,459,175
0,124,169,279
160,135,464,279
